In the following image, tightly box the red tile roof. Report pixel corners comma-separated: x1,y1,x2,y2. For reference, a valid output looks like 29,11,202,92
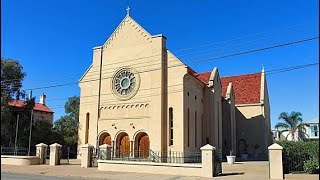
8,99,54,113
221,73,261,104
187,68,210,85
193,71,262,105
197,72,211,84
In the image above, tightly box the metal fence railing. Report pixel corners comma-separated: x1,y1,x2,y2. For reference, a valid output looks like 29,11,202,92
215,149,223,175
1,147,32,156
45,146,78,163
98,149,202,164
283,152,312,173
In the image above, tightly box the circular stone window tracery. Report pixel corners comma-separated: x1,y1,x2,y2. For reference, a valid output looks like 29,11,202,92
111,67,140,100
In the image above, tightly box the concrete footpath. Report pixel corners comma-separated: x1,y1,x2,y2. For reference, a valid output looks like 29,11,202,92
1,160,319,180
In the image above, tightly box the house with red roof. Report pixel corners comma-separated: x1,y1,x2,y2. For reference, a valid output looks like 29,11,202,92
8,93,54,125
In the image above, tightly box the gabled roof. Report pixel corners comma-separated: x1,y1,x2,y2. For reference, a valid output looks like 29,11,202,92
220,73,261,104
197,72,211,84
194,71,262,104
187,68,208,85
103,15,153,48
8,100,54,113
80,15,156,82
304,117,319,124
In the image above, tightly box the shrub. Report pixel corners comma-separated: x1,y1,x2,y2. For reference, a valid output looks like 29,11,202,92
278,141,319,174
304,159,319,174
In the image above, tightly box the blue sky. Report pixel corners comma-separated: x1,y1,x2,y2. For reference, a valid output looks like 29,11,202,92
1,0,319,128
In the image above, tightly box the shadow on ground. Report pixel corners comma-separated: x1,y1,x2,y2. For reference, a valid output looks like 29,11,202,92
218,172,245,176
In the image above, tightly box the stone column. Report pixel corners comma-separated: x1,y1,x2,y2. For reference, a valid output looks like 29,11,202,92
81,144,94,168
112,140,117,158
49,143,62,166
36,143,48,164
130,140,134,158
111,141,115,158
268,143,284,180
201,144,215,178
99,144,112,160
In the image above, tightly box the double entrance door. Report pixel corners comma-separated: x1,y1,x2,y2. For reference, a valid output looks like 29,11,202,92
100,132,149,159
118,133,149,159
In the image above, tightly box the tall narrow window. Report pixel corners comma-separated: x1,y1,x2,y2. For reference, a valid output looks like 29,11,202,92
195,111,197,147
187,108,190,147
169,107,173,145
85,113,90,144
201,114,203,146
311,125,318,137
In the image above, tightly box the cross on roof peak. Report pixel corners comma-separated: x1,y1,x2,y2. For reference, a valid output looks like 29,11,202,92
126,6,130,16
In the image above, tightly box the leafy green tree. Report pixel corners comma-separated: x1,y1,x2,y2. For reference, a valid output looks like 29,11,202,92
54,96,80,147
275,111,308,141
1,58,27,146
1,58,26,102
64,96,80,122
32,120,64,146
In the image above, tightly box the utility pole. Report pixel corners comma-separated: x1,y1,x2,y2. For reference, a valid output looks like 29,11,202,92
27,90,33,156
14,114,20,156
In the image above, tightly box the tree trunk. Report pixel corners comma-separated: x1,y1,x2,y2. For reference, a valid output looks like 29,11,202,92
291,130,294,141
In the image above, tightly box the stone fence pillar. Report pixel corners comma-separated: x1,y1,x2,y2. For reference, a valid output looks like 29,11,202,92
268,143,284,180
36,143,48,164
201,144,216,178
81,144,94,168
49,143,62,166
99,144,112,160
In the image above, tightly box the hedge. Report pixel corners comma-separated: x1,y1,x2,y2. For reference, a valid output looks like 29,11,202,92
278,141,319,174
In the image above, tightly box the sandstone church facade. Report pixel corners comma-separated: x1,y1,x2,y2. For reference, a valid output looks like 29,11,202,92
77,13,272,159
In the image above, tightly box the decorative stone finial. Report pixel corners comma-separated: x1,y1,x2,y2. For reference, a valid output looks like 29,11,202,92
262,64,265,73
268,143,283,150
126,6,130,16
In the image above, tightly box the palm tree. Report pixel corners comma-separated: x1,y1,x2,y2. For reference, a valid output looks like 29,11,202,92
275,111,308,141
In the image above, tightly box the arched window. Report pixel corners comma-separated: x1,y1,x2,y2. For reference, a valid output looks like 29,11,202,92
85,113,90,144
169,107,173,145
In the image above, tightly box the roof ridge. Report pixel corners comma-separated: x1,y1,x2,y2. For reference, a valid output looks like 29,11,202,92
221,72,261,78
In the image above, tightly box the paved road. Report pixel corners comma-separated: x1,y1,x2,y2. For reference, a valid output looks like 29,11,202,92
1,172,82,180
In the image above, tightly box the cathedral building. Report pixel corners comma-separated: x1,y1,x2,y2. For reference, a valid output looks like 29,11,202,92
77,12,272,159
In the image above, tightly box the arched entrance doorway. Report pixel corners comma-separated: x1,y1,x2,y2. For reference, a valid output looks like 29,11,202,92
116,132,130,158
134,132,149,158
99,132,111,146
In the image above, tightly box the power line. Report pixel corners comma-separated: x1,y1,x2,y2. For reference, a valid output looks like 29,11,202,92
89,22,315,70
46,61,319,110
189,36,319,64
173,22,316,53
267,63,319,75
2,36,316,91
1,24,316,85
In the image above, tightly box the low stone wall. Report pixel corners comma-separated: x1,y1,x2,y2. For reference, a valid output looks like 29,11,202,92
98,160,202,177
1,155,40,165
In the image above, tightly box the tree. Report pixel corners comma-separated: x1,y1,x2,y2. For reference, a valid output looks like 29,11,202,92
1,58,26,102
64,96,80,122
275,111,308,141
32,120,64,146
1,58,27,146
54,96,80,147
